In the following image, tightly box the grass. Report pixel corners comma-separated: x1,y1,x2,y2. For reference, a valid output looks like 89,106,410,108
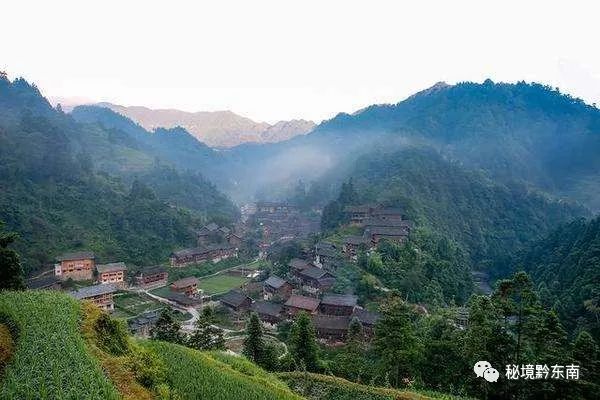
198,274,248,295
0,291,120,399
142,341,303,400
278,372,472,400
167,257,247,282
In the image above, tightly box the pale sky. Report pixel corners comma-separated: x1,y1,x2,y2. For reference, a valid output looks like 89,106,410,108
2,0,600,123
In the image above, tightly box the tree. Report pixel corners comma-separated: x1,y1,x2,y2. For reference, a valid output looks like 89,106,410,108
0,222,25,290
348,317,363,343
374,293,422,387
188,307,225,350
151,309,183,344
243,313,265,364
289,312,319,372
572,331,599,397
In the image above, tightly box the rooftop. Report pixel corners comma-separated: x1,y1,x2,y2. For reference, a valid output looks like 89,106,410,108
285,295,320,311
171,276,199,289
264,275,287,289
288,258,311,271
96,262,127,274
321,294,358,307
70,283,118,299
351,308,381,325
220,290,251,307
57,251,95,262
167,292,201,306
297,266,334,280
312,315,351,331
138,265,167,276
27,275,61,289
365,226,410,236
344,235,367,245
251,301,282,317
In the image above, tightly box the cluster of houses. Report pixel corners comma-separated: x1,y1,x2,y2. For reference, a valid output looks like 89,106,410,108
170,222,243,267
253,202,320,244
342,205,412,259
218,285,379,340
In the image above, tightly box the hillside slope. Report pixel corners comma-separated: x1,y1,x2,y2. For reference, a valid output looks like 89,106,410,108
0,75,237,271
321,148,586,269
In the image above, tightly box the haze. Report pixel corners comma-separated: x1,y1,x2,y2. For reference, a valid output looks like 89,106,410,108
2,0,599,123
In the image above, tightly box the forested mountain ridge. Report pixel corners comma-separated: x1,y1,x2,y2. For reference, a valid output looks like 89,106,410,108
514,216,600,338
310,80,600,209
321,148,587,269
0,75,237,271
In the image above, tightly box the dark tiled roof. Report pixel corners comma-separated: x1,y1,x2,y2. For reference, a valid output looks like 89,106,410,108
70,283,118,299
372,207,404,216
315,242,338,258
220,290,251,307
264,275,287,289
205,223,219,231
285,295,320,311
344,205,372,213
167,292,200,306
57,251,95,261
171,276,199,289
321,294,358,307
344,235,367,245
297,266,334,280
364,218,412,228
27,275,61,289
251,301,282,317
218,226,231,234
96,262,127,274
351,308,381,325
312,315,351,330
289,258,311,270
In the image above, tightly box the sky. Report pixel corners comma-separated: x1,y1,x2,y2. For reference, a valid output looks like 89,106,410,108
2,0,600,123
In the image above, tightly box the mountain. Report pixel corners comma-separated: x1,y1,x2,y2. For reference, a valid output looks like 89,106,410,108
514,216,600,338
0,75,237,271
222,80,600,209
320,148,586,268
95,102,316,147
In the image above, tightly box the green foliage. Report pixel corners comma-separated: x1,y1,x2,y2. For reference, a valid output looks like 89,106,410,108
243,313,265,364
151,309,183,344
128,342,167,390
374,293,422,387
93,313,129,356
515,216,600,338
188,307,225,351
143,341,302,400
289,312,320,372
0,222,24,290
0,291,120,399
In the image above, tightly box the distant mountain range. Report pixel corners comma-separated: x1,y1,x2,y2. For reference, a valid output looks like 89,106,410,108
51,98,315,147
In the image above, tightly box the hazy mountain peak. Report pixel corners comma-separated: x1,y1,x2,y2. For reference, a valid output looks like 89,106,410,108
92,103,315,147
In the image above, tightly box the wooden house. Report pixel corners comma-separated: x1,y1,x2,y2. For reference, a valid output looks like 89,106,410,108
128,310,160,338
170,244,237,267
251,301,283,327
170,276,199,297
314,242,341,269
351,308,381,336
284,295,320,317
342,236,369,259
320,294,358,316
263,275,293,301
293,266,336,294
136,266,168,289
344,205,375,226
167,292,202,307
69,283,118,311
364,226,410,246
55,251,95,281
96,262,127,288
288,258,312,272
220,290,253,312
312,315,351,340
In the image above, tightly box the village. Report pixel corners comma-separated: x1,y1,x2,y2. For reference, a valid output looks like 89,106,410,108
26,202,414,349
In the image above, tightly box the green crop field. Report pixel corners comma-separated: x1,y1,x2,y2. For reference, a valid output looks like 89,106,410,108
198,274,248,295
0,291,119,400
142,341,302,400
113,292,163,319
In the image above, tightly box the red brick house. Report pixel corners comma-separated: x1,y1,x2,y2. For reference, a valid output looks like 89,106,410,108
55,251,95,281
96,262,127,288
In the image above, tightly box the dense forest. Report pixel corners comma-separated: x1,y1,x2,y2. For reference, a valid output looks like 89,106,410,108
0,76,237,272
320,148,585,270
514,217,600,338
